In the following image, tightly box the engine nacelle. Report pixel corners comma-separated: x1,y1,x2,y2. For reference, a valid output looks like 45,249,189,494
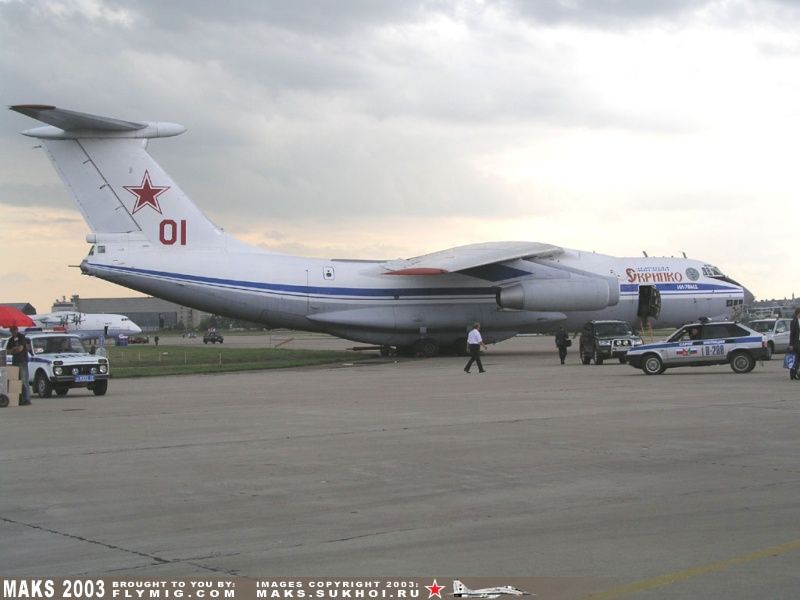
497,276,619,312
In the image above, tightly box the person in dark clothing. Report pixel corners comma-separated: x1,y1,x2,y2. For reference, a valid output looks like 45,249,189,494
5,325,32,405
789,307,800,380
555,327,570,364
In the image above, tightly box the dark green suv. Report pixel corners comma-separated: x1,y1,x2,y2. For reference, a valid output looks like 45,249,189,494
579,320,643,365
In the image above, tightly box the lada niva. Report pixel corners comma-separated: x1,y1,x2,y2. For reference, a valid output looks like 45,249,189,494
5,332,110,397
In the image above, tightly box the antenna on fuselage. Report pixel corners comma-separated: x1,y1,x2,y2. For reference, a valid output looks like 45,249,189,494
682,251,687,258
642,251,648,257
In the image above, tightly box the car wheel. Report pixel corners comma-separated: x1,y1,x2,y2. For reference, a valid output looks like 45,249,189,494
0,394,8,408
730,351,755,374
581,349,591,365
767,342,774,360
204,340,208,344
641,354,665,375
35,372,53,398
593,348,604,365
92,380,108,396
55,387,69,397
618,356,627,364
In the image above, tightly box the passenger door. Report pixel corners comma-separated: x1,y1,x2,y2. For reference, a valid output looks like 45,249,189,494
664,326,704,364
699,323,736,363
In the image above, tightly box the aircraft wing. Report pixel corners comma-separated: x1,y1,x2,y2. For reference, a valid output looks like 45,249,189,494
382,241,563,275
9,104,146,131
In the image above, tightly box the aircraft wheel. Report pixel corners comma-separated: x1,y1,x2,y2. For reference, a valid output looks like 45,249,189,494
414,338,439,358
379,345,391,357
35,372,53,398
641,354,665,375
92,380,109,396
730,351,755,374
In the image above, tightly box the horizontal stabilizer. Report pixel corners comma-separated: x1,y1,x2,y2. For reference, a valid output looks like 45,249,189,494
383,241,563,275
10,104,185,139
10,105,145,131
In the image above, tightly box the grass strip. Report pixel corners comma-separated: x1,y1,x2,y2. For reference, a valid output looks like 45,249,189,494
105,345,370,378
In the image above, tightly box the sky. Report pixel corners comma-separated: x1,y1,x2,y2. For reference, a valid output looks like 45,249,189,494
1,0,798,314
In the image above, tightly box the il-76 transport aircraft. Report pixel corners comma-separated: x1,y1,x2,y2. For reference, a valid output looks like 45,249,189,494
11,105,751,356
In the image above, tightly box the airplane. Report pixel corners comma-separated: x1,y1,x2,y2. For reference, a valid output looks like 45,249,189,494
452,580,530,598
9,104,752,356
30,311,142,340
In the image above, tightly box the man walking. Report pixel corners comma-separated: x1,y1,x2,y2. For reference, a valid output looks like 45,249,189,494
464,322,486,373
790,307,800,380
5,325,32,405
555,326,570,364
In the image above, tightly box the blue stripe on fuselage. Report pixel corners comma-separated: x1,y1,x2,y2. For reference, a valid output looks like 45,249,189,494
90,263,497,298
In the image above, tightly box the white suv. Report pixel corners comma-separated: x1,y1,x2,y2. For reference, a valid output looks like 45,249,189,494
4,332,110,397
747,318,791,356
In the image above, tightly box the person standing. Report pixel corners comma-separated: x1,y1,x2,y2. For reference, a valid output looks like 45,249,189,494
464,322,486,373
790,307,800,380
555,326,570,364
5,325,32,405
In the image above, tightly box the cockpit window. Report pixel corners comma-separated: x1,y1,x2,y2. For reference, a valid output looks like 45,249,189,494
702,264,725,278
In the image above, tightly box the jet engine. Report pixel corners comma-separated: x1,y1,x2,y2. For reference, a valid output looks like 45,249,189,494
497,276,619,312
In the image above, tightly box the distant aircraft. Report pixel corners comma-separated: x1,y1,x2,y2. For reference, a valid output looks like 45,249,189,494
31,311,142,340
10,105,752,356
452,580,530,598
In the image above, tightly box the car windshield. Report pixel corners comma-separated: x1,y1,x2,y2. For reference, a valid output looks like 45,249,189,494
748,321,775,333
32,336,87,354
594,322,633,336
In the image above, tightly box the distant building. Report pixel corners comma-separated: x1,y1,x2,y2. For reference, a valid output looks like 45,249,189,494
0,302,37,315
53,294,209,332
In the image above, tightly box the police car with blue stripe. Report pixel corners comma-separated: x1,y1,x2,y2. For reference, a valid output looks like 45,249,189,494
3,332,110,397
625,321,769,375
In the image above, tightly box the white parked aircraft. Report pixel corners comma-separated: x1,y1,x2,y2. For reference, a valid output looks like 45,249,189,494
11,105,751,356
31,311,142,340
452,580,530,598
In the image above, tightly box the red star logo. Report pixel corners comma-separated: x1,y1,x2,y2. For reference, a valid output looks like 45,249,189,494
123,170,170,214
426,580,445,599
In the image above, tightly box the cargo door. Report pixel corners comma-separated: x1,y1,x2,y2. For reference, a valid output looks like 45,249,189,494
637,285,661,320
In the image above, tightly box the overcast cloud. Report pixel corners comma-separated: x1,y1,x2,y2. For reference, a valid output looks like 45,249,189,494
1,0,799,311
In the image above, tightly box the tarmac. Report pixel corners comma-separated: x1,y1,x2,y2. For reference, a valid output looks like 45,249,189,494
2,334,800,599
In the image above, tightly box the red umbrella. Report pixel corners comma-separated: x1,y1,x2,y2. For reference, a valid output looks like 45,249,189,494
0,306,36,328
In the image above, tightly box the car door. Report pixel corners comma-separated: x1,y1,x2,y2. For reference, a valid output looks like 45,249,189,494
773,319,791,353
698,323,734,363
663,326,704,364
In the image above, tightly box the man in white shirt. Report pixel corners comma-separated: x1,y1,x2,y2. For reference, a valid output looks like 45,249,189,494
464,322,486,373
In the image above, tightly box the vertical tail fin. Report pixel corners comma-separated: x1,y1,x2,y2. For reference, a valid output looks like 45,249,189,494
11,105,230,249
452,581,469,596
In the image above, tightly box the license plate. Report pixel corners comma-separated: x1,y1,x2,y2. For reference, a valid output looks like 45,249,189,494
74,375,95,383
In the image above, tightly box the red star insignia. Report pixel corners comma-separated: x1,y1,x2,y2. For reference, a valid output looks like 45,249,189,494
426,580,445,599
123,170,170,214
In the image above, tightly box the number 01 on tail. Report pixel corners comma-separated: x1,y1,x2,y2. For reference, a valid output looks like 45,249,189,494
160,219,187,245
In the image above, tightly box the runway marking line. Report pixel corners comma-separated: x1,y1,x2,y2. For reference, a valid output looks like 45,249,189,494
583,537,800,599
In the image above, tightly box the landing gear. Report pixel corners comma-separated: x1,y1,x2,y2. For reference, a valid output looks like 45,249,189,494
414,338,439,358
